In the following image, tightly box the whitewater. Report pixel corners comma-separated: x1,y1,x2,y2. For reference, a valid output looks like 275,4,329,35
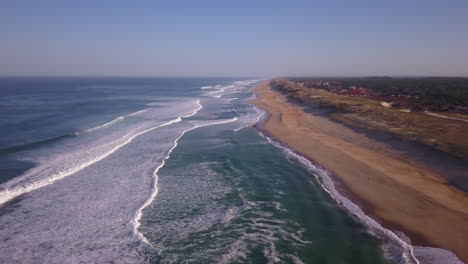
1,77,451,264
0,79,264,263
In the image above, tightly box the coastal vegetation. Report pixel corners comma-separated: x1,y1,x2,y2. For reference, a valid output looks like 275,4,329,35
271,79,468,158
252,82,468,262
290,77,468,109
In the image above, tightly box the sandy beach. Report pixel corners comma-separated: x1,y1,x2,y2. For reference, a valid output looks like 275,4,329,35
252,81,468,262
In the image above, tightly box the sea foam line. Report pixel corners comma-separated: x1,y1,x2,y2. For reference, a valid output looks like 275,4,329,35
133,117,239,248
205,85,235,96
205,88,225,96
233,123,253,133
234,107,266,132
82,116,124,133
227,97,238,103
78,108,148,134
0,99,206,206
0,118,182,206
182,99,202,118
257,131,420,264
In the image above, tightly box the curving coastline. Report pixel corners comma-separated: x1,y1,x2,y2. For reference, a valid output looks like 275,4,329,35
251,81,468,263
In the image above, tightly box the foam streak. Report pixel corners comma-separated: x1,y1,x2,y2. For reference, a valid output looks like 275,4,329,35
257,131,420,264
133,117,239,247
78,108,148,134
0,118,182,206
181,99,202,118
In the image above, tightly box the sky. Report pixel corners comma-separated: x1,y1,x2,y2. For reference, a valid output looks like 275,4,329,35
1,0,467,77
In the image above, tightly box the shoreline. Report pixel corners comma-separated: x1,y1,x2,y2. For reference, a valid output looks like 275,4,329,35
251,81,468,263
274,85,468,192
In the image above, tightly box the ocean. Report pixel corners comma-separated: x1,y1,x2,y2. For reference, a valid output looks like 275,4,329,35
0,77,413,263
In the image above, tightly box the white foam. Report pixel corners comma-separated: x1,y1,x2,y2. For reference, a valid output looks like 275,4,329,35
233,80,262,86
233,123,252,132
257,131,422,264
254,108,266,123
78,108,148,134
203,80,260,100
413,246,463,264
205,87,227,95
80,116,125,133
181,99,202,118
128,109,148,116
204,85,239,98
133,117,239,247
233,107,266,132
0,118,182,206
201,84,227,90
288,255,305,264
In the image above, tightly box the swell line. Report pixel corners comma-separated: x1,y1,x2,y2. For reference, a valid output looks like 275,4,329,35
0,134,73,156
78,108,148,134
0,109,150,156
0,118,182,206
182,99,202,118
133,117,239,247
226,97,238,103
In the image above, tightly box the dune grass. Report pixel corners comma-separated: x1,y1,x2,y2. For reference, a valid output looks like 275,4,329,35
271,79,468,158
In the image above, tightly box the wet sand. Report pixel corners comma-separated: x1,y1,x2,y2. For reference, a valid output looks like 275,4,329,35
252,82,468,262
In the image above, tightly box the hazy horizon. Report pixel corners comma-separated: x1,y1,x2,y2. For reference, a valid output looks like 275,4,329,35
1,0,468,77
2,74,468,79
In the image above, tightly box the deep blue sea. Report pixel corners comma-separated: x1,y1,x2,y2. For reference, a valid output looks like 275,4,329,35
0,77,417,263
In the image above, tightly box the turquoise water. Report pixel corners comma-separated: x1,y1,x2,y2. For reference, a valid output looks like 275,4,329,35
142,127,392,263
0,78,405,263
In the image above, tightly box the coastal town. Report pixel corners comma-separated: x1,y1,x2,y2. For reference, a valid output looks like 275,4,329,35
296,80,468,115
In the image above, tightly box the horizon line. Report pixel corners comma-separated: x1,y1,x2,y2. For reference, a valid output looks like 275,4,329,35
1,74,468,79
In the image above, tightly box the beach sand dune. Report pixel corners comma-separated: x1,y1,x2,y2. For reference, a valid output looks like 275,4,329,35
252,82,468,262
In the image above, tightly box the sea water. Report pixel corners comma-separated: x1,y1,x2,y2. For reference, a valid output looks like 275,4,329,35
0,77,411,263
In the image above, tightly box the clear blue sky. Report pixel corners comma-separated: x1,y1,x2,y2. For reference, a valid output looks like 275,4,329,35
1,0,467,77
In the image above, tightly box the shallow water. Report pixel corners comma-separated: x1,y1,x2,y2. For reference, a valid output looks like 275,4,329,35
0,77,400,263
